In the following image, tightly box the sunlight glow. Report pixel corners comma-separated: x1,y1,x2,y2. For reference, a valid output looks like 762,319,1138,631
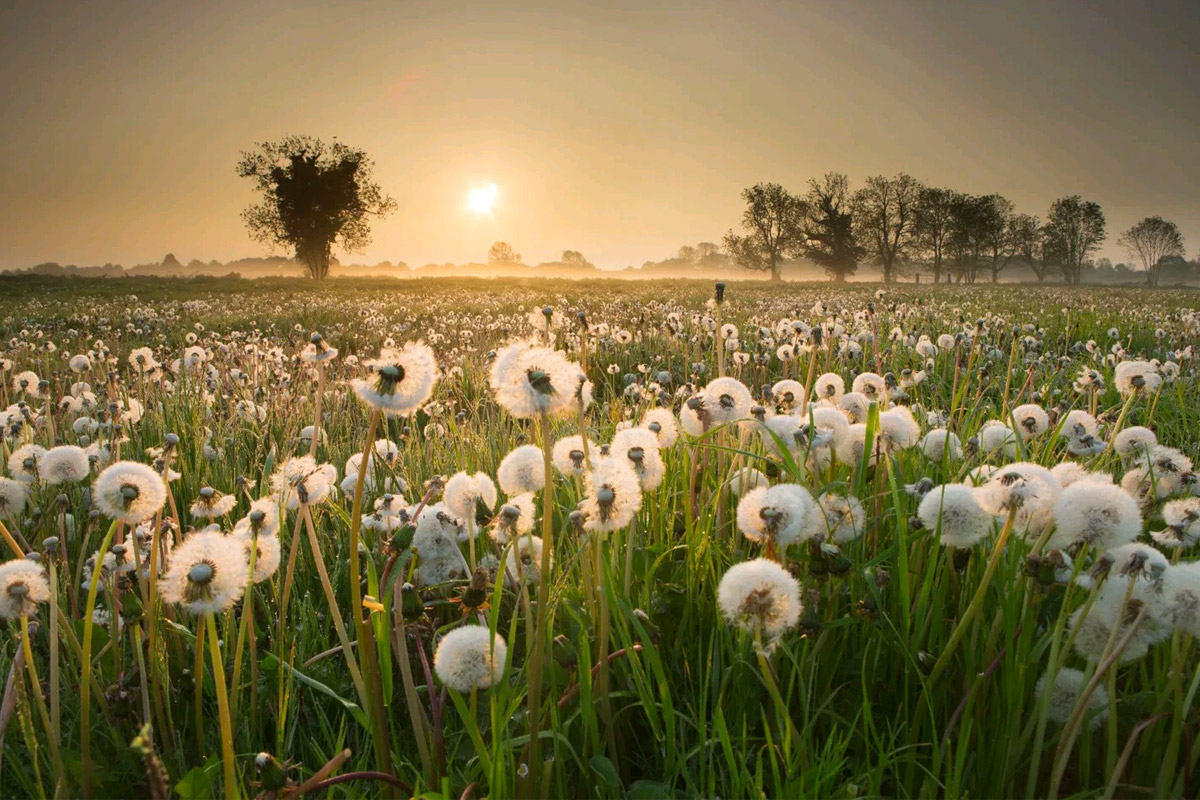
467,183,498,214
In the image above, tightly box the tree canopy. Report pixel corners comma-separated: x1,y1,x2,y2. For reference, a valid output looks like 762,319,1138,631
237,135,395,280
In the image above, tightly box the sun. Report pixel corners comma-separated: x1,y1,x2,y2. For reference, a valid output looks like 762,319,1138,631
467,183,498,214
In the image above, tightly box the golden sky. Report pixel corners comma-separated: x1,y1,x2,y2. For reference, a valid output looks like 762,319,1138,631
1,0,1197,270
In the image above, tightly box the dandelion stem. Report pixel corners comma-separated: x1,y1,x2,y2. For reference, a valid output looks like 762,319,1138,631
205,613,238,799
927,509,1015,687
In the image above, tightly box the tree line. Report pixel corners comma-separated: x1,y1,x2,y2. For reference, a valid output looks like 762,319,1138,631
723,174,1187,286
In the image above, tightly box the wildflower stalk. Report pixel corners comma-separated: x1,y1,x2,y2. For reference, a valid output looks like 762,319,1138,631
345,409,395,785
20,613,63,795
391,602,434,785
229,541,259,722
927,508,1016,687
80,519,119,800
0,519,24,559
753,634,798,762
1047,604,1148,800
309,359,326,457
524,410,556,793
205,612,238,800
301,503,368,709
45,546,60,751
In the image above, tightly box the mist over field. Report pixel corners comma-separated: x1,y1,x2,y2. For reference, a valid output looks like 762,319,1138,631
4,1,1200,798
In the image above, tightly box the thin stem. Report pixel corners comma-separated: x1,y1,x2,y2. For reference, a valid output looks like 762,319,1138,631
206,613,238,799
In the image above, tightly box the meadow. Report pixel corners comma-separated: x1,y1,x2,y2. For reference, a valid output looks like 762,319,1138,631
2,275,1200,799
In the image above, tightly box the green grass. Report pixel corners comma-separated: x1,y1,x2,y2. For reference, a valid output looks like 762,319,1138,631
1,275,1200,798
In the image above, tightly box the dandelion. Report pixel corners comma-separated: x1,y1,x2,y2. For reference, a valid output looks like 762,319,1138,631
810,492,866,543
917,484,992,548
490,341,579,418
851,372,886,403
1036,668,1108,728
37,445,91,484
1012,404,1050,439
489,493,536,545
1114,360,1162,397
93,461,168,524
497,445,547,495
236,531,282,583
350,342,438,417
813,372,845,403
505,534,550,586
716,558,802,637
189,487,238,520
551,435,596,477
578,458,642,534
610,427,665,491
413,506,469,584
8,443,45,482
735,484,814,548
977,421,1018,459
0,559,50,619
444,471,499,530
919,429,962,462
1048,480,1142,552
270,456,336,510
769,379,805,412
433,626,507,691
160,530,250,615
1112,426,1157,459
639,408,679,447
699,377,753,425
0,477,28,520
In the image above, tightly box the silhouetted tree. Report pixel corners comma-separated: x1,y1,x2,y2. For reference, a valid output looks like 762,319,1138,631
236,135,395,280
677,245,697,263
1044,196,1105,285
914,187,958,284
947,194,989,284
800,173,863,283
723,183,806,282
853,173,922,283
1007,213,1050,281
979,195,1016,283
488,242,522,265
561,249,590,266
1118,216,1185,288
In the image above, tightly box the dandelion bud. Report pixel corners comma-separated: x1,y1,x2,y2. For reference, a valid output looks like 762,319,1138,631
714,282,726,303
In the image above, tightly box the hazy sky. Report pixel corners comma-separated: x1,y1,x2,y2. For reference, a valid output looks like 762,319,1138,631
2,0,1197,271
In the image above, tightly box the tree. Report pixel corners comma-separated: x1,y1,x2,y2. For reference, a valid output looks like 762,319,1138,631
914,187,958,284
1007,213,1051,281
1118,216,1185,288
1043,196,1105,285
561,250,591,266
947,194,989,284
852,173,922,283
237,135,395,280
488,242,522,266
723,183,806,282
676,245,697,263
800,173,863,283
978,195,1015,283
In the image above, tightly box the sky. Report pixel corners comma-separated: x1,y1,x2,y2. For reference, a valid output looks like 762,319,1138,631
1,0,1198,271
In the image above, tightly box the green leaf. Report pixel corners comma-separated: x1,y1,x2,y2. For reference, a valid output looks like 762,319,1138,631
260,654,369,728
589,754,623,797
627,780,671,799
174,761,214,799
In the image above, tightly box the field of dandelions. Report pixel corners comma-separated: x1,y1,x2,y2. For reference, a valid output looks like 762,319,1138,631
3,276,1200,799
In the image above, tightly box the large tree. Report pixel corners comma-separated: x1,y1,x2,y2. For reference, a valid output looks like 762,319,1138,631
1006,213,1051,282
913,186,958,284
800,173,863,283
1118,216,1186,288
488,242,522,266
723,183,806,282
947,194,989,284
978,194,1016,283
237,135,395,280
1044,195,1105,285
852,173,922,283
